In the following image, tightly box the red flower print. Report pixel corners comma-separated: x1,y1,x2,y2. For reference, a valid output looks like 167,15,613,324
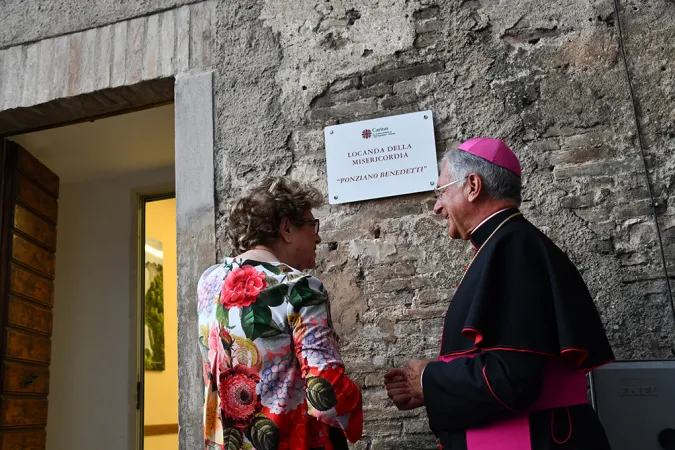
208,324,229,378
219,365,262,428
221,265,268,309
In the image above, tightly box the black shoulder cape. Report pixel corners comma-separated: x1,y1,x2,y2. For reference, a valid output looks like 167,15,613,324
440,208,614,370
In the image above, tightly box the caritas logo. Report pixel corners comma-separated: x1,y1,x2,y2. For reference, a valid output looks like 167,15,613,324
361,129,372,139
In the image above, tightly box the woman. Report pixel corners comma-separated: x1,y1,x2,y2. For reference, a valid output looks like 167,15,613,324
197,177,363,450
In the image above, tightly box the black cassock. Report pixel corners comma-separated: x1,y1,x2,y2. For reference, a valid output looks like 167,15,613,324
422,208,615,450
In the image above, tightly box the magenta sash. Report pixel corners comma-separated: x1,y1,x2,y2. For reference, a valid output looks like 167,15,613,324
438,352,587,450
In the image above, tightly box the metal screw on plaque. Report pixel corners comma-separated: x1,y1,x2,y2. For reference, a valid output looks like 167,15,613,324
424,115,428,119
430,181,435,185
334,196,338,200
329,130,334,134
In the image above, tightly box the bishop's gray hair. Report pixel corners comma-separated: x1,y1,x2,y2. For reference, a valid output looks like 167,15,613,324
440,148,522,206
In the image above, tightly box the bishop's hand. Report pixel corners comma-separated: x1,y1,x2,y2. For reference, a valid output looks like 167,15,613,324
384,360,430,411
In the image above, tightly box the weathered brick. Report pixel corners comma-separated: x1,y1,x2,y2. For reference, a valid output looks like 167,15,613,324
381,93,418,109
403,418,432,434
312,83,392,108
619,251,649,266
553,158,642,180
413,6,440,20
362,61,444,86
573,207,611,223
309,98,378,121
550,145,616,164
396,307,447,320
368,261,417,280
416,288,453,306
529,138,561,153
562,128,616,149
416,20,443,34
364,420,402,437
414,32,444,49
327,77,361,93
612,200,654,220
560,192,599,209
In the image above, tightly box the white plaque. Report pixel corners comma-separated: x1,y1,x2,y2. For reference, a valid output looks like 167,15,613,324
324,110,439,205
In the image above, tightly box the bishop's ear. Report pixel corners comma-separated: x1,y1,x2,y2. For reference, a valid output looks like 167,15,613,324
279,217,294,243
466,173,483,202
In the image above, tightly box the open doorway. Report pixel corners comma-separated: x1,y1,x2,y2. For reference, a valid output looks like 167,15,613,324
4,104,178,450
140,195,178,450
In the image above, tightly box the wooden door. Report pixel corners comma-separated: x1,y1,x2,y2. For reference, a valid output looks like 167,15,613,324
0,140,58,449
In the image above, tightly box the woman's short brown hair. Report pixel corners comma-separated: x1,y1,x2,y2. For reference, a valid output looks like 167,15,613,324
227,177,323,253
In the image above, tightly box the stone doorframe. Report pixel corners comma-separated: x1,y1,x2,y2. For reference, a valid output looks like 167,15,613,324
0,3,216,449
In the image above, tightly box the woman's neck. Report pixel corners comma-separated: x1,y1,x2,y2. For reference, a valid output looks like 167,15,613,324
236,246,280,263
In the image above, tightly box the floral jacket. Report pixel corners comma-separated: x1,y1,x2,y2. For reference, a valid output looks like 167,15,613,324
197,258,363,450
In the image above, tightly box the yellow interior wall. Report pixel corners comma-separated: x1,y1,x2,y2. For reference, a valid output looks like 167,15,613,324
144,198,178,450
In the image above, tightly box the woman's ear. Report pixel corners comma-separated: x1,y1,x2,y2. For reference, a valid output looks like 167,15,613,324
279,217,293,243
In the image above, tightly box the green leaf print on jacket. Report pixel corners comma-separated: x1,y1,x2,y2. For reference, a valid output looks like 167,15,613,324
306,376,338,412
240,303,283,341
288,277,328,311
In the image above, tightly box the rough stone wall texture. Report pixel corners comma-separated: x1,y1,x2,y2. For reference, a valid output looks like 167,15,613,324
212,0,675,448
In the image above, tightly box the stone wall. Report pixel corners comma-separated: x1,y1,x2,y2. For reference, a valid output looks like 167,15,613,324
212,0,675,448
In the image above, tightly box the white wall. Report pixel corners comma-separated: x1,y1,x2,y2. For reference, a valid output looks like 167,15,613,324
47,167,175,450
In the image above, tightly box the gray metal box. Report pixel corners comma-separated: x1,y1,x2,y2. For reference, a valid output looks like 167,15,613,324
590,360,675,450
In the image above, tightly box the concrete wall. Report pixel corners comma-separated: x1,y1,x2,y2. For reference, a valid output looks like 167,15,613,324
144,198,178,450
48,167,174,450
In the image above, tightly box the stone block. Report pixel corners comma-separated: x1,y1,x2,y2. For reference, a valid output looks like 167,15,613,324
362,61,444,87
111,21,128,87
67,33,83,96
142,13,160,80
175,6,190,73
125,17,145,85
35,38,54,104
20,43,39,107
96,25,113,91
80,28,98,94
1,46,22,110
159,10,176,77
